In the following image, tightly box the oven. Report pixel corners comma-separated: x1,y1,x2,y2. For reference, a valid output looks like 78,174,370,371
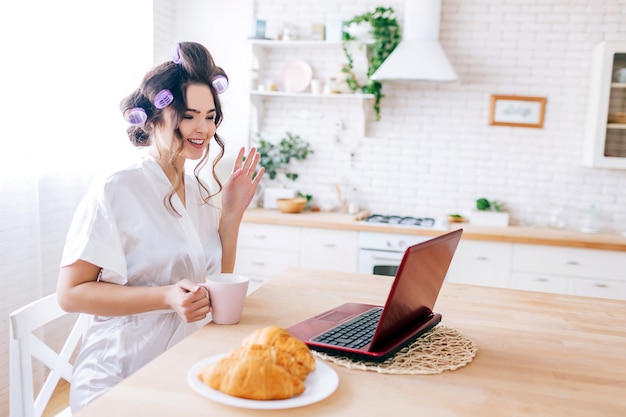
357,214,448,276
358,231,432,276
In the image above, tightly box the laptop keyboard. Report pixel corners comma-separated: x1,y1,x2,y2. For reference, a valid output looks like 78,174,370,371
311,307,383,350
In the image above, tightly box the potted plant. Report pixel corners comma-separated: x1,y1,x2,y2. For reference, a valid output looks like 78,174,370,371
341,6,400,121
254,132,314,208
469,197,510,227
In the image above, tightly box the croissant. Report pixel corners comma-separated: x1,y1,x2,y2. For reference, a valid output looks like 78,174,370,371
229,343,310,380
242,326,316,378
198,350,305,400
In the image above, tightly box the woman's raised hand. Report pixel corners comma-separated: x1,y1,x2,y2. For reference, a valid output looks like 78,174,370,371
220,147,264,220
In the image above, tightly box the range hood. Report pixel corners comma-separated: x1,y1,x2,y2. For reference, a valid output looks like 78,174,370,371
371,0,458,82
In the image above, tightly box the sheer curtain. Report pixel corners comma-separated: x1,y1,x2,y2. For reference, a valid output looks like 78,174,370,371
0,1,153,413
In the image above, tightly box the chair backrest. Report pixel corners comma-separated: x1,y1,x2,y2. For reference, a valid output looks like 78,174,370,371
9,293,87,417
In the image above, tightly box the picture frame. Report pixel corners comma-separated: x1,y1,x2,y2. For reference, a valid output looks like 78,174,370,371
489,95,547,128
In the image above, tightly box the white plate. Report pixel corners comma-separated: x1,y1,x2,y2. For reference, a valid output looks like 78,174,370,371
187,354,338,410
279,60,313,93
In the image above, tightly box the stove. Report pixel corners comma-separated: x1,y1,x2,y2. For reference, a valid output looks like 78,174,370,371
362,214,448,231
358,213,449,276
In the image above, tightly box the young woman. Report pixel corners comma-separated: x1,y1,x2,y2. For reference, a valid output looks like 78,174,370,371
56,42,264,411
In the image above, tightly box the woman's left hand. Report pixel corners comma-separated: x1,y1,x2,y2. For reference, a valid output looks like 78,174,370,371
220,147,264,220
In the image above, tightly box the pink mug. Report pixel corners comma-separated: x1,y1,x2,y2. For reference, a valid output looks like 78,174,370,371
203,273,249,324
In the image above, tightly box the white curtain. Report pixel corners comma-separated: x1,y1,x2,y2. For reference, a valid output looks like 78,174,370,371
0,1,153,413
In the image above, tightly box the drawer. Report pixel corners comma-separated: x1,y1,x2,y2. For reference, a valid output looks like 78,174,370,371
568,278,626,301
446,240,512,288
238,223,300,251
511,272,568,295
512,244,626,281
234,247,299,278
300,228,358,272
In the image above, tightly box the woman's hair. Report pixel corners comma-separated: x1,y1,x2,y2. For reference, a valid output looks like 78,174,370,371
120,42,228,216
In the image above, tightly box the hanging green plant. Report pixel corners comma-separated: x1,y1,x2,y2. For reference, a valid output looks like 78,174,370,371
342,6,400,121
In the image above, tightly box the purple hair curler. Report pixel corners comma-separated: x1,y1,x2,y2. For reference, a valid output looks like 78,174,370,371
126,107,147,125
212,75,228,94
154,89,174,109
171,43,182,64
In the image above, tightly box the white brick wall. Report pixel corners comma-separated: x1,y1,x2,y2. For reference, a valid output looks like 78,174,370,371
252,0,626,231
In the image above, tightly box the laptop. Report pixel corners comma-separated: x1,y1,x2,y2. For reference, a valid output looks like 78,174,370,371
287,228,463,361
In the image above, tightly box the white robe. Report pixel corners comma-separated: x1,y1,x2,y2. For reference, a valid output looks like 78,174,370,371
61,155,222,411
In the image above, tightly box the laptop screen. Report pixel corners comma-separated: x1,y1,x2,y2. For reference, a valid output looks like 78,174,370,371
370,231,461,351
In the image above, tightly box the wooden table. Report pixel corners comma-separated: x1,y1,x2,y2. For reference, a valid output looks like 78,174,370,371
75,268,626,416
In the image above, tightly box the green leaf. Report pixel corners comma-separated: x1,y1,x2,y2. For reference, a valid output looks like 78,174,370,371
341,6,399,121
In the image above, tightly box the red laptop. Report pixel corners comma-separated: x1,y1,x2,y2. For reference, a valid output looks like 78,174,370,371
287,228,463,361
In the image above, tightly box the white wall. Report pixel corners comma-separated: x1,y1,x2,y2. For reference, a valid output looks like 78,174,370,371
0,1,153,414
177,0,626,231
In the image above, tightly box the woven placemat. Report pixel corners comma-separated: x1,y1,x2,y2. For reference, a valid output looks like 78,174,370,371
312,325,477,375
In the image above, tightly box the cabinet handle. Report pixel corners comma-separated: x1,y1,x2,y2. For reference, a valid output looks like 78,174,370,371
252,261,265,265
322,243,336,248
534,277,549,282
593,283,608,288
563,260,579,266
473,256,489,261
252,234,267,239
372,254,404,262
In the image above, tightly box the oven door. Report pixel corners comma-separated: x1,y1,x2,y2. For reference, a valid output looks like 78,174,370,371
358,249,405,276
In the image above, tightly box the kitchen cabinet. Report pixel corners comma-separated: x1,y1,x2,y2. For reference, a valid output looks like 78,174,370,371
249,40,374,136
299,227,358,272
238,211,626,300
511,243,626,300
235,223,358,292
234,223,300,292
584,41,626,169
445,240,512,288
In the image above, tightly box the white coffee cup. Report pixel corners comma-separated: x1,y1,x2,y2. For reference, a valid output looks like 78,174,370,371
203,273,249,324
310,79,323,95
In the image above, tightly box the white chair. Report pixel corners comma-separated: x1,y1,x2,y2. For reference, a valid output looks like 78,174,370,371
9,293,87,417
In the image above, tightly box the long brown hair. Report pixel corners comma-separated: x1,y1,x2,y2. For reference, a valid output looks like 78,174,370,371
120,42,227,215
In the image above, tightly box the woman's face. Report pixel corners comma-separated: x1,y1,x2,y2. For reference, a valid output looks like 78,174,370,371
155,83,217,161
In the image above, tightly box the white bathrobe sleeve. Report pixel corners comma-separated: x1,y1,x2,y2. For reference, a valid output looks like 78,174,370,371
60,177,128,284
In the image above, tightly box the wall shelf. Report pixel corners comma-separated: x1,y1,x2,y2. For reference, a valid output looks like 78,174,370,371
249,39,374,138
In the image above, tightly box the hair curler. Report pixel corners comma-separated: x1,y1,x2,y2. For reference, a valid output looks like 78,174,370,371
171,42,182,64
212,75,228,94
126,107,148,125
154,89,174,109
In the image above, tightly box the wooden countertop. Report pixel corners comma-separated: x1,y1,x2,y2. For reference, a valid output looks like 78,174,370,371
74,267,626,417
242,209,626,251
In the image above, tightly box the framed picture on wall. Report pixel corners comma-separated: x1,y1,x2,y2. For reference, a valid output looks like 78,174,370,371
489,95,547,128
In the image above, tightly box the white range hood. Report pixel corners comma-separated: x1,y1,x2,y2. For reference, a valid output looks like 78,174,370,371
371,0,458,82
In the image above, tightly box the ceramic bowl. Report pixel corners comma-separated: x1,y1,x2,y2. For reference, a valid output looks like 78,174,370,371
276,197,307,214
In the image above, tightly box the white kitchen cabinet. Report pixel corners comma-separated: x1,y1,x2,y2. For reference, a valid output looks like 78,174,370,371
249,40,374,136
445,240,512,288
234,223,300,292
568,277,626,301
299,227,358,272
236,216,626,300
510,272,569,295
512,243,626,300
584,41,626,169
